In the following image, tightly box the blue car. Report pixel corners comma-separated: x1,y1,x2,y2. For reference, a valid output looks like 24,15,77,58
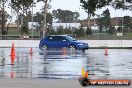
39,35,89,51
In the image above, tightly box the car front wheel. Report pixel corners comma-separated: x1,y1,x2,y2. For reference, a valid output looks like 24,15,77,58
69,45,76,50
42,45,48,51
82,49,85,52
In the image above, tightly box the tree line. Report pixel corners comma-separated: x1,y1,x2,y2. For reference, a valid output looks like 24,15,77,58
47,25,86,37
80,0,132,34
0,0,80,36
1,0,132,38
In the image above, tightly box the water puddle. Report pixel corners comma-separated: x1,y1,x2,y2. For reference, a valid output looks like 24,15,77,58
0,48,132,79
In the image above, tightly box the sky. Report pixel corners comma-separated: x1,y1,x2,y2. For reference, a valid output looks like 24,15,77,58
34,0,132,19
5,0,132,22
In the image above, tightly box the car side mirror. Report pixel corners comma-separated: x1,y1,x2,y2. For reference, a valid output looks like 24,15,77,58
62,40,67,42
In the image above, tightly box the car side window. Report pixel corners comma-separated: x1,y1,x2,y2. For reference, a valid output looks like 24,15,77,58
61,37,66,41
46,36,62,41
52,36,62,41
46,36,53,41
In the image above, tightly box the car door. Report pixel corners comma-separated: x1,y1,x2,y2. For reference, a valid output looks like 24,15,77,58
58,36,69,47
45,36,56,47
51,36,69,48
51,36,61,47
46,36,62,48
46,36,69,48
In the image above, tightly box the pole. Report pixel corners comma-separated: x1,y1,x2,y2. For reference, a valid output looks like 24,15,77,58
121,17,124,48
31,2,33,40
21,15,23,36
43,0,48,38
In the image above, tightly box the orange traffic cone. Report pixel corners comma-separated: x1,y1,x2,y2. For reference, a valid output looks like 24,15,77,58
10,42,16,57
29,47,33,55
104,48,108,56
11,55,15,65
62,47,67,55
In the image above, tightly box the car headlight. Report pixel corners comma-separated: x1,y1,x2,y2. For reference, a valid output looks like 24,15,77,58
78,43,84,45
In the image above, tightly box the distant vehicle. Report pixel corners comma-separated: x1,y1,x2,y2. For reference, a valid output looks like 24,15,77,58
39,35,89,51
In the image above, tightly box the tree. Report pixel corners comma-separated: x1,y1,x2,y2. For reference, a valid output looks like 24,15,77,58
73,12,80,22
117,26,122,32
112,0,132,10
63,28,72,34
123,16,131,32
101,8,111,32
111,0,132,33
37,0,52,37
86,27,92,35
33,11,53,29
56,26,64,34
48,28,56,35
52,9,80,22
16,11,33,25
11,0,34,35
0,0,9,37
112,0,125,9
73,29,80,37
80,0,112,33
73,25,85,37
0,10,10,33
27,11,32,22
108,26,115,34
96,15,103,32
96,9,111,33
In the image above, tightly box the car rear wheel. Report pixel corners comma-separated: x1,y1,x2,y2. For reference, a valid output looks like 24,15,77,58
42,45,48,51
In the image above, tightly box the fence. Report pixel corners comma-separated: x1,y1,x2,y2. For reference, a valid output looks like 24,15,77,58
0,35,40,40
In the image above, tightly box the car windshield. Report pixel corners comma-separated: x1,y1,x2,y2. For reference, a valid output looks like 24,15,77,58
65,36,76,41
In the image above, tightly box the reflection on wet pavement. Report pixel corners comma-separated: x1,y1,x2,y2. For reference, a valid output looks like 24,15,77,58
0,48,132,79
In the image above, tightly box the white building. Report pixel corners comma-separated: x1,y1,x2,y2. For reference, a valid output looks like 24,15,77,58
91,26,99,32
28,22,39,30
82,26,99,32
52,23,81,29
